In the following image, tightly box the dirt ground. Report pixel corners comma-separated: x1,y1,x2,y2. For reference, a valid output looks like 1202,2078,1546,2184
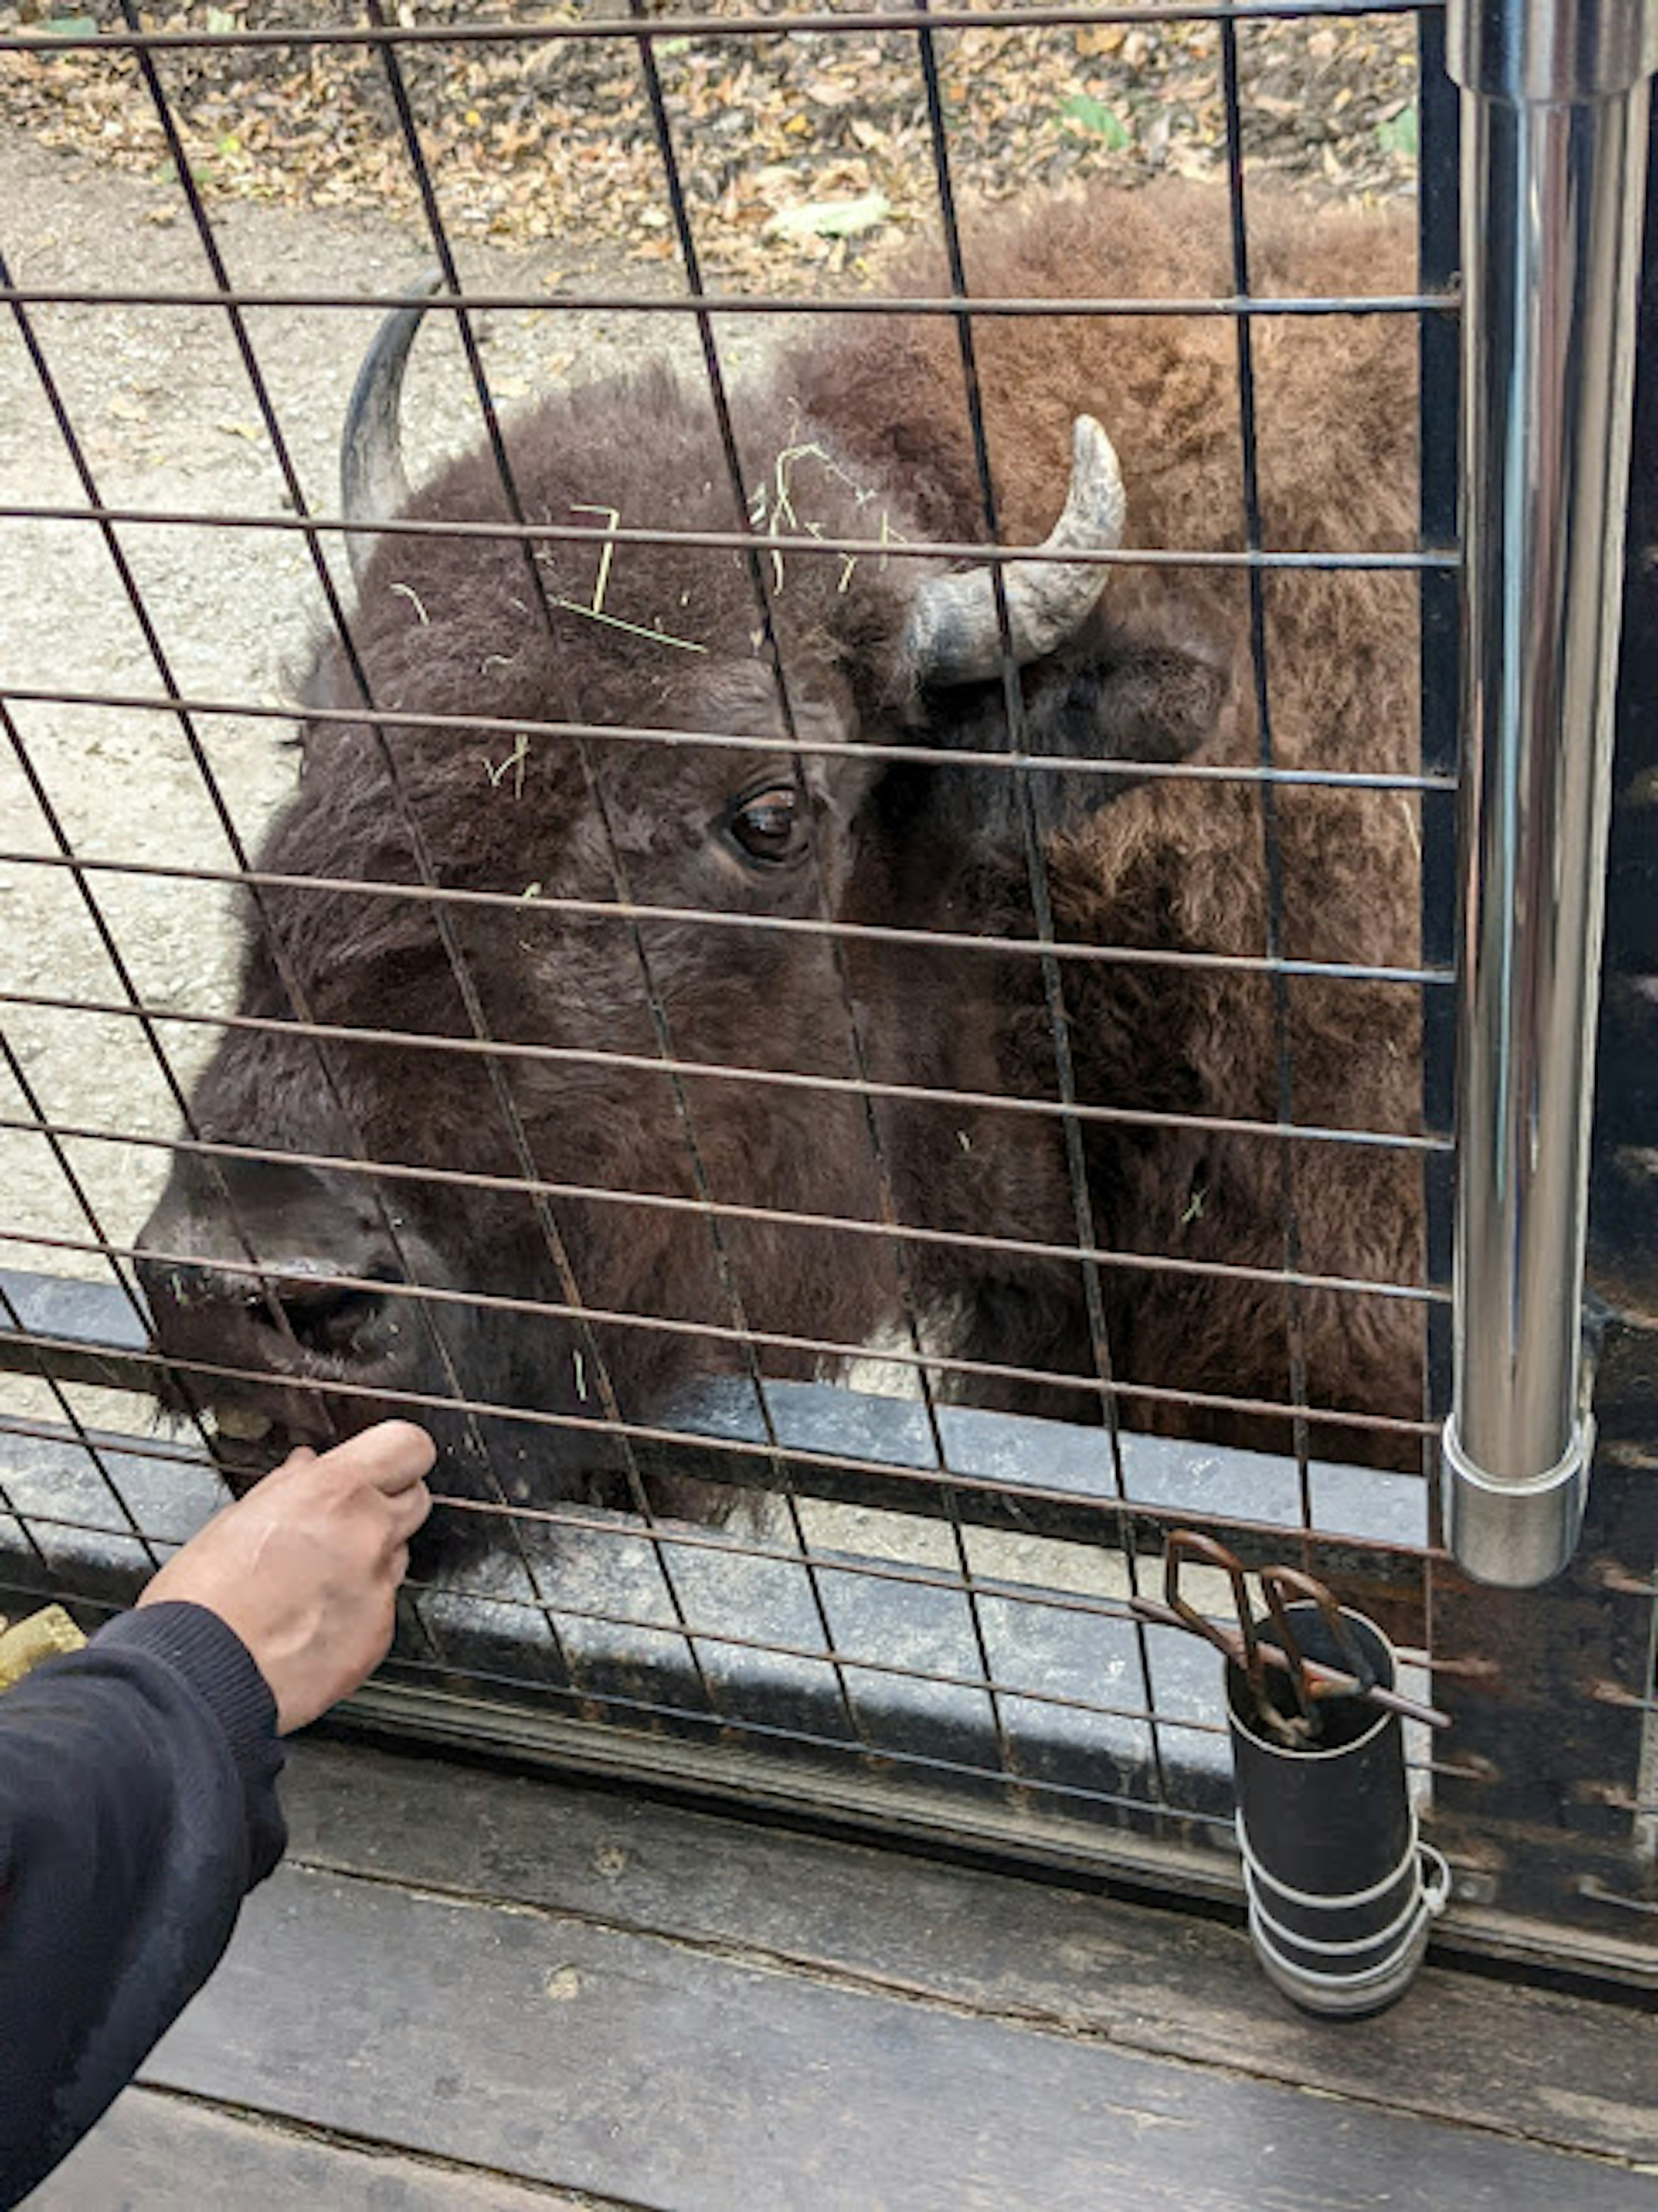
0,127,743,1292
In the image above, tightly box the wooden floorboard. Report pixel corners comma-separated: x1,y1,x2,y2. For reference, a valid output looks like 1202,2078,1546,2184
32,2089,596,2211
34,1740,1658,2212
128,1857,1655,2212
283,1739,1658,2169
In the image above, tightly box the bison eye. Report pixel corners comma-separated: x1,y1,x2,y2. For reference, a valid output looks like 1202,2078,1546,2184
726,782,806,867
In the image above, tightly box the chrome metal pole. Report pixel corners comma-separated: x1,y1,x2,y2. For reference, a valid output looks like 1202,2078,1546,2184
1445,0,1658,1584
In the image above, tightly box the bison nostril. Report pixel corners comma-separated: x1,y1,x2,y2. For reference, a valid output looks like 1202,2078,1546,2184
275,1274,397,1359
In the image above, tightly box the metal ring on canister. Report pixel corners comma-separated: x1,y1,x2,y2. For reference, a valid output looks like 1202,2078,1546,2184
1225,1601,1449,2017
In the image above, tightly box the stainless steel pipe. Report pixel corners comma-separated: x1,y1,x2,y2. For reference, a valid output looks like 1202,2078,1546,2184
1445,0,1658,1585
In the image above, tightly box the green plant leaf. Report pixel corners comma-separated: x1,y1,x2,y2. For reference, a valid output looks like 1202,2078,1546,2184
1060,94,1131,149
1375,103,1418,161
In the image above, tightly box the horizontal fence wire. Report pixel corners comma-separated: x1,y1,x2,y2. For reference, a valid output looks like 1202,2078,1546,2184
0,1222,1445,1429
0,1385,1488,1772
0,1514,1486,1794
0,1414,1439,1598
0,862,1457,1054
0,4,1444,57
3,1327,1450,1557
9,1568,1250,1830
0,505,1454,570
2,1067,1449,1158
0,287,1456,321
0,692,1459,792
0,0,1459,1844
0,1100,1445,1302
5,1495,1483,1778
0,1324,1440,1545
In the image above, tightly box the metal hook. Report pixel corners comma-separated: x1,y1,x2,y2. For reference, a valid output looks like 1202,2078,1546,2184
1259,1565,1380,1746
1128,1531,1454,1737
1163,1528,1267,1711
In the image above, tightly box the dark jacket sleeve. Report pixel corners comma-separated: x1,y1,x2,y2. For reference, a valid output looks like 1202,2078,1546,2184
0,1602,286,2209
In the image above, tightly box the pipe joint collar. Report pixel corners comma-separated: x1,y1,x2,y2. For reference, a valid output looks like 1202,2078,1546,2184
1443,1414,1593,1586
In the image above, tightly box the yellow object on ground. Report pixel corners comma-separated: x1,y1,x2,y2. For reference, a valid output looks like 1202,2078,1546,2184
0,1604,87,1691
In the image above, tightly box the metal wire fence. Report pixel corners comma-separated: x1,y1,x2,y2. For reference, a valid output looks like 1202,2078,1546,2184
0,1,1652,1970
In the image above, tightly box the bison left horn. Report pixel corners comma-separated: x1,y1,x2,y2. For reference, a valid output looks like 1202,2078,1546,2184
341,268,445,586
902,415,1126,687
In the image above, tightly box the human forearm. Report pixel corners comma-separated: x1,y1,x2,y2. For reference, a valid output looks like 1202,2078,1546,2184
0,1605,283,2209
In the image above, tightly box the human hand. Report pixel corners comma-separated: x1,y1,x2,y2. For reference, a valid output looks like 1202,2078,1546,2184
137,1421,435,1733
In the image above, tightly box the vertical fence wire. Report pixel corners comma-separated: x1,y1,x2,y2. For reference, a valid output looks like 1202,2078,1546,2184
0,273,370,1481
627,5,1031,1778
909,0,1172,1800
115,0,639,1684
1216,19,1316,1546
358,0,870,1723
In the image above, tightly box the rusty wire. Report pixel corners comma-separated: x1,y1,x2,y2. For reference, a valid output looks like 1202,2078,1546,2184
0,693,1457,788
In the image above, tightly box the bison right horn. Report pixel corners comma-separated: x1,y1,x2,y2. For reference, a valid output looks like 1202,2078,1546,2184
902,415,1126,687
341,268,445,587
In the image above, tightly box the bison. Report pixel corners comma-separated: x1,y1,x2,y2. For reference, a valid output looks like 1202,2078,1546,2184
136,183,1427,1556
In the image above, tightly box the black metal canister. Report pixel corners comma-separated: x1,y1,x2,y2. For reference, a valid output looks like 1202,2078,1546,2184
1226,1601,1449,2016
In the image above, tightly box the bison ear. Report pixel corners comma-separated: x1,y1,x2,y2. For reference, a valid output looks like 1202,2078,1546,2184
1018,630,1231,780
1013,633,1233,842
872,626,1231,855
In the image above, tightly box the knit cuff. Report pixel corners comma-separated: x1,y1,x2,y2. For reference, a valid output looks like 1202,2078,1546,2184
95,1602,282,1798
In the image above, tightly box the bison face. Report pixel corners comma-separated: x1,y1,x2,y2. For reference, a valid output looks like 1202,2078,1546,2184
133,648,905,1530
135,285,1226,1547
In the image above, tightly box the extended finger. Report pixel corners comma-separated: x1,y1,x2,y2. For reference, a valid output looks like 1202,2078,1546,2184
384,1478,433,1545
325,1421,437,1496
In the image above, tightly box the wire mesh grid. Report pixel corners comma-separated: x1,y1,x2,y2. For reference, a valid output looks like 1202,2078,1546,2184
1,0,1637,1911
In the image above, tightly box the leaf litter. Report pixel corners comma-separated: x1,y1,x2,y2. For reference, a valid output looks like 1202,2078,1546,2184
0,1,1419,288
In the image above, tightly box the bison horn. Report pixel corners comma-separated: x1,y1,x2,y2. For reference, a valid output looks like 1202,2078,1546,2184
903,415,1126,687
341,268,445,587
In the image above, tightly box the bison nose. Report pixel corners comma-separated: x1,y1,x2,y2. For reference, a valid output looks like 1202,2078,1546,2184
263,1271,397,1359
136,1155,407,1380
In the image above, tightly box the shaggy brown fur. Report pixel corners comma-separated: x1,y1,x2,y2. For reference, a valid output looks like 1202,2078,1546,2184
137,184,1427,1548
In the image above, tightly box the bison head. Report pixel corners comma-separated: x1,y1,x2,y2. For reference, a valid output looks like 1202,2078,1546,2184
135,284,1231,1548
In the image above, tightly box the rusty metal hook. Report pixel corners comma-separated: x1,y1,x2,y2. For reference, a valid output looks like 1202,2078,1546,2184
1127,1531,1454,1737
1163,1527,1266,1709
1259,1564,1380,1746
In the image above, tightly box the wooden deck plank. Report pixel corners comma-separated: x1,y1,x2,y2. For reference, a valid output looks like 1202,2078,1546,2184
31,2088,594,2210
283,1740,1658,2168
123,1856,1653,2212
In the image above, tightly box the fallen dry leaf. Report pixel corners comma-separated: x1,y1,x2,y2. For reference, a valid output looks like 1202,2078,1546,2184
0,0,1419,287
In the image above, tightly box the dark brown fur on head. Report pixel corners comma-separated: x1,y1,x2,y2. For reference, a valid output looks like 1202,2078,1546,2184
139,184,1426,1558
